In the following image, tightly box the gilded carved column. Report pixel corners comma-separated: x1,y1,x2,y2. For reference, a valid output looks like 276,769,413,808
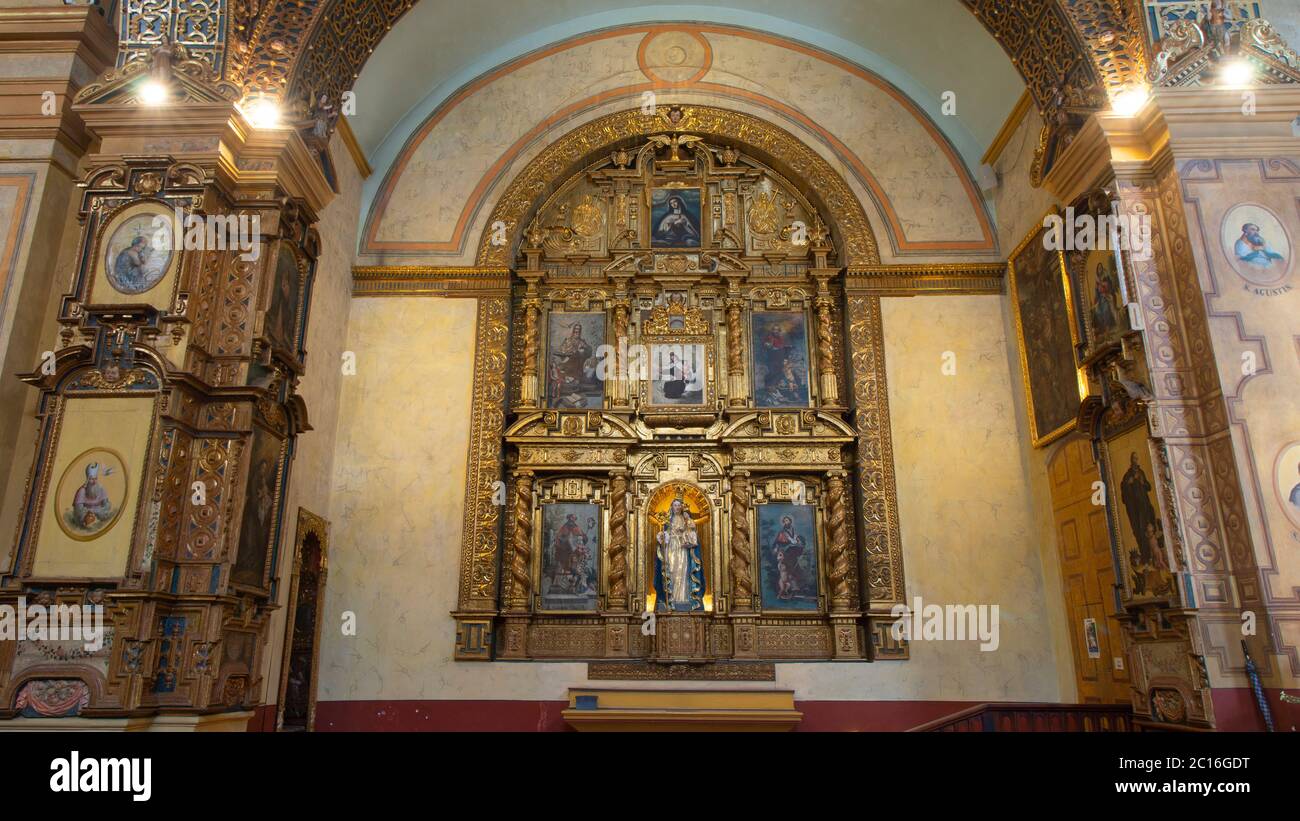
611,298,630,406
726,298,747,406
810,270,839,404
606,470,629,610
505,470,534,611
519,297,541,406
728,472,755,612
825,471,856,609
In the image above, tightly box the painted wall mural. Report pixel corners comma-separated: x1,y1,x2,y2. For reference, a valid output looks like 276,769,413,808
1221,202,1292,288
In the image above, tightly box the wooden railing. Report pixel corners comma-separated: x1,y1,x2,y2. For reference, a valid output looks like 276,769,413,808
908,702,1135,732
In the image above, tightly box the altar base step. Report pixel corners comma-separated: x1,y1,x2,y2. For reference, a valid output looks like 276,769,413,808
561,688,800,731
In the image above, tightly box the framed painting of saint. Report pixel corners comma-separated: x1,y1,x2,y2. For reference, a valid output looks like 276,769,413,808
757,501,820,611
264,245,303,355
1069,247,1127,360
232,426,287,589
1101,422,1176,602
751,311,811,407
650,188,702,248
539,502,600,611
1009,218,1083,446
90,200,182,308
54,447,128,541
546,311,605,408
649,343,706,406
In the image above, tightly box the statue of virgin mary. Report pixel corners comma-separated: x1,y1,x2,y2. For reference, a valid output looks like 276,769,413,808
655,495,703,611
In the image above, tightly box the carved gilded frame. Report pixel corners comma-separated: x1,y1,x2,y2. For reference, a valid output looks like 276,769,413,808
533,476,609,613
1007,209,1085,448
751,476,830,615
275,507,329,732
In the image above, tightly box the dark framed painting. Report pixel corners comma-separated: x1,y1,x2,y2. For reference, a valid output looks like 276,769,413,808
539,502,600,611
650,187,702,248
757,501,819,611
648,342,706,406
546,311,605,408
751,311,811,407
1009,218,1082,446
232,426,286,588
1070,246,1127,359
265,244,302,354
1101,422,1176,603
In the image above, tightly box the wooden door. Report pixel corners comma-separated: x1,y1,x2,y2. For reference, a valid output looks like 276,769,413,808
1047,438,1129,704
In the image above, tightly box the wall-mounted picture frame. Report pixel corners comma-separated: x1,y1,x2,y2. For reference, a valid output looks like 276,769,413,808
1100,420,1177,603
751,310,812,408
1009,215,1083,447
650,187,702,248
545,311,606,409
89,199,183,309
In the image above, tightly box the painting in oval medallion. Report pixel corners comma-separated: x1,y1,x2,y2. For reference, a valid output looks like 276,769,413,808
1274,441,1300,530
103,209,173,295
54,447,128,541
1221,203,1291,286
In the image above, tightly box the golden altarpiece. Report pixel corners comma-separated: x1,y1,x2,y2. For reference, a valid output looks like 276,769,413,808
455,107,906,665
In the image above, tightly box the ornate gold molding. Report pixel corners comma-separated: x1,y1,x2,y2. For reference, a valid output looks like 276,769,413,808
351,266,511,297
845,263,1006,296
845,295,906,618
454,297,511,654
475,105,879,267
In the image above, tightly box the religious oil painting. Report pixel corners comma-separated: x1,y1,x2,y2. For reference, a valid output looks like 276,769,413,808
264,245,302,353
1221,203,1291,286
649,342,705,406
1072,247,1126,355
751,311,811,407
54,447,127,541
651,487,708,612
1104,424,1175,601
232,427,285,588
1275,441,1300,530
102,205,174,295
540,502,600,611
546,311,605,408
1010,223,1081,446
757,501,819,611
650,187,702,248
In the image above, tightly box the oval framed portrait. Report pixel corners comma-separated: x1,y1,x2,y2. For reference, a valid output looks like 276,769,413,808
97,200,178,297
54,447,128,541
1221,203,1291,286
1274,441,1300,530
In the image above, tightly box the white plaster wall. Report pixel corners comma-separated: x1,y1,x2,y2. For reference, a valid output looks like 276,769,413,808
257,130,364,702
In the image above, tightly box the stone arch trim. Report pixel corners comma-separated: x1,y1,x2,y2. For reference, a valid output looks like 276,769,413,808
475,104,881,267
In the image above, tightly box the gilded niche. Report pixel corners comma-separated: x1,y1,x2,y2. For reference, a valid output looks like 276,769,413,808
461,119,899,665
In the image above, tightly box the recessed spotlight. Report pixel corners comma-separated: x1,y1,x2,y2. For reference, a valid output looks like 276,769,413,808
1221,60,1254,87
1111,85,1150,116
138,80,169,106
241,97,281,129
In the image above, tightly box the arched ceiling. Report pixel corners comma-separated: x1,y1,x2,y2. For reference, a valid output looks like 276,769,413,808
340,1,1026,166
